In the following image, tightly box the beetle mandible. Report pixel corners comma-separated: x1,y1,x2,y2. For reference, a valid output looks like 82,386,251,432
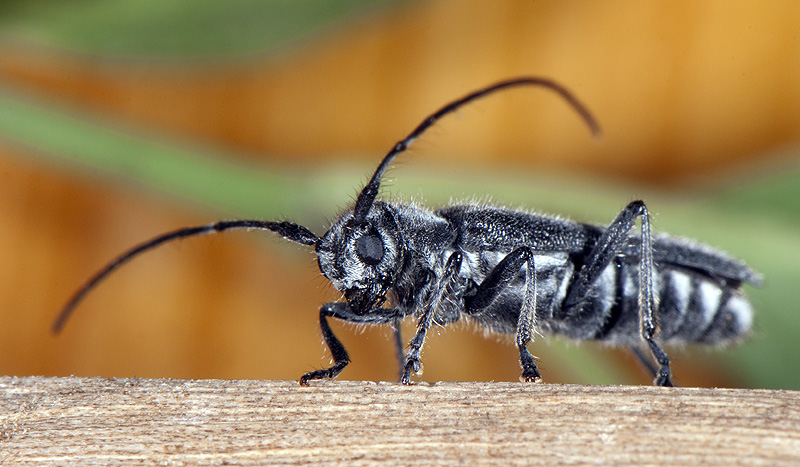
54,77,761,386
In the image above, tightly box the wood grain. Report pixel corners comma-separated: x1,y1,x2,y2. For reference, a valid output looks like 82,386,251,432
1,376,798,465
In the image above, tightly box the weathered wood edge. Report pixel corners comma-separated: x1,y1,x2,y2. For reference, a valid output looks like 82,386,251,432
1,376,799,466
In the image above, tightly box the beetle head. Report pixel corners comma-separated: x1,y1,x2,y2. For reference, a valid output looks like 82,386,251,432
316,202,404,314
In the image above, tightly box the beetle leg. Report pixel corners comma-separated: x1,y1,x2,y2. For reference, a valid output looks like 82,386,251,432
465,246,540,382
392,318,404,382
563,200,672,387
401,251,463,384
300,302,404,385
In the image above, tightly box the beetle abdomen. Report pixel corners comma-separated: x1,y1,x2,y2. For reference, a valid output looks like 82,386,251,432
594,264,753,345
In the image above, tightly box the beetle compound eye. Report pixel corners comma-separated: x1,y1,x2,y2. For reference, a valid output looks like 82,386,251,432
355,234,384,265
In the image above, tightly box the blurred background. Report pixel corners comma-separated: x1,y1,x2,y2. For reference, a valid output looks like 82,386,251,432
0,0,798,389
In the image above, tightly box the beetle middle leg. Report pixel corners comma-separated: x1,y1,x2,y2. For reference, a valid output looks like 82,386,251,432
465,246,541,382
391,318,404,382
629,345,658,379
563,200,673,387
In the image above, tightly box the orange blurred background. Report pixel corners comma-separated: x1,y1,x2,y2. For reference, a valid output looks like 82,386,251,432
0,0,798,387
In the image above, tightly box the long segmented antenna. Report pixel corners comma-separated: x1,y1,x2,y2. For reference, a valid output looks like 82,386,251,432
55,77,597,333
53,220,319,333
352,76,601,220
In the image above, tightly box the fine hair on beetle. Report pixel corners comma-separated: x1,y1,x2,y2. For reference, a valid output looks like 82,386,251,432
54,77,761,387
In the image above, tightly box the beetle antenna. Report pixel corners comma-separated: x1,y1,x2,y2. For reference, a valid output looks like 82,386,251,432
53,220,318,333
352,76,601,221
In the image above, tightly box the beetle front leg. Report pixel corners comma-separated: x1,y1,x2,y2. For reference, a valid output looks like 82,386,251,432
401,251,463,384
300,302,403,386
299,306,349,386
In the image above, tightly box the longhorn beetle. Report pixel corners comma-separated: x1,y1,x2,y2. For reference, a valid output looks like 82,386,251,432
54,77,761,387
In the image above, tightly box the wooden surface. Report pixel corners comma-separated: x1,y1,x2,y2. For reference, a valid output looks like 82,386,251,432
1,377,798,465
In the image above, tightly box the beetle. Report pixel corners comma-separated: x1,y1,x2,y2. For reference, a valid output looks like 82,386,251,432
54,77,761,386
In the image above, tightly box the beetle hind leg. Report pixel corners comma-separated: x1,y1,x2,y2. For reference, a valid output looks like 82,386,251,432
563,200,674,387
